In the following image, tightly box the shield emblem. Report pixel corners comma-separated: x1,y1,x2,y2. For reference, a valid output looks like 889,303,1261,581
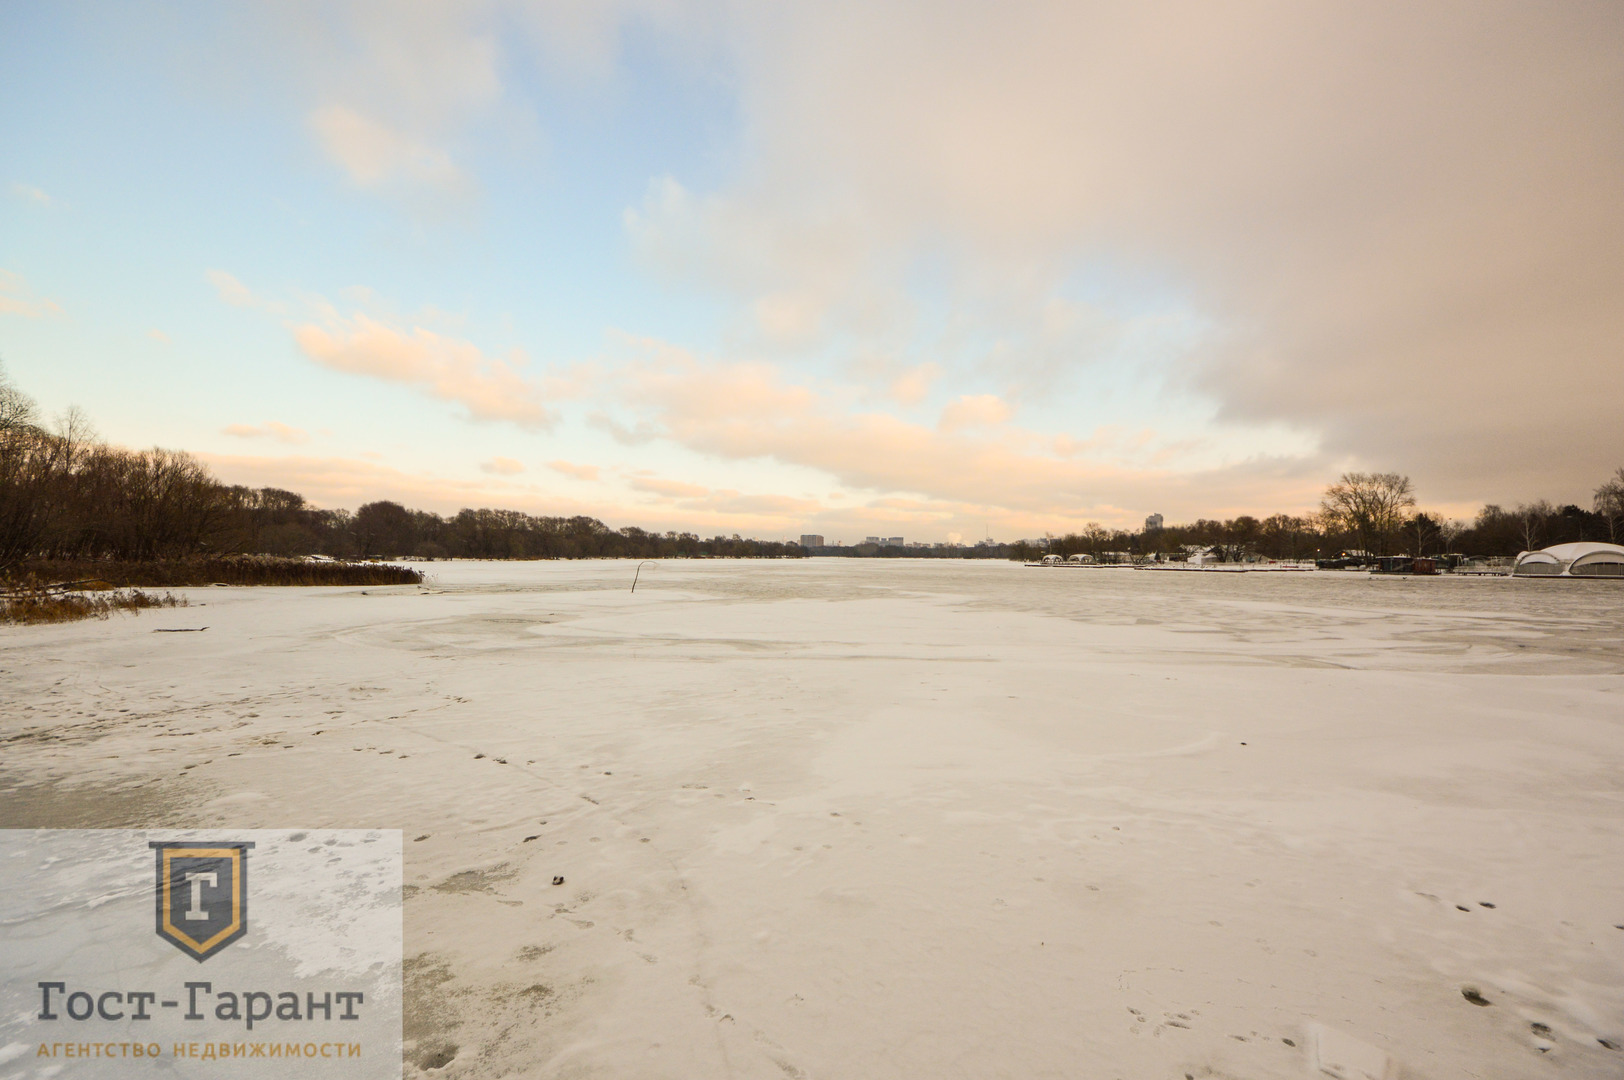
150,841,253,961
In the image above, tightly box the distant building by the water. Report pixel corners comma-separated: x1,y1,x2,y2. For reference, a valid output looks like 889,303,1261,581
800,534,824,547
1145,513,1164,531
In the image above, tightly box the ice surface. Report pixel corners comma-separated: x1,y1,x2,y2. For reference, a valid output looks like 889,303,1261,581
1309,1022,1395,1079
3,559,1622,1078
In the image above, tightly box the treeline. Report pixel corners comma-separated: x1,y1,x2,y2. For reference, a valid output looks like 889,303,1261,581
0,371,801,574
254,499,804,561
1022,470,1624,563
811,542,1014,559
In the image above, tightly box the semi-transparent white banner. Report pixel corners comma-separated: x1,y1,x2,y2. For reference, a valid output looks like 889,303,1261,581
0,830,401,1078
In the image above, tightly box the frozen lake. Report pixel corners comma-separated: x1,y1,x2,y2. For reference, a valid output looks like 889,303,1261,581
4,559,1623,1078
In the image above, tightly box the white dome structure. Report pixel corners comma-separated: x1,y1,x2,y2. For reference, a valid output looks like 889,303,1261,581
1512,541,1624,578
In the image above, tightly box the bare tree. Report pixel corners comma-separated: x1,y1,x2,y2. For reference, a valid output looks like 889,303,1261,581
53,406,96,469
0,365,37,435
1595,468,1624,543
1515,500,1555,553
1439,518,1467,553
1407,512,1442,556
1259,514,1310,559
1320,472,1416,557
0,368,74,573
354,500,417,558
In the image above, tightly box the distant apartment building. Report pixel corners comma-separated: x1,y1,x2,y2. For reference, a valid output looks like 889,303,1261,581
800,534,824,548
1145,513,1164,531
864,536,882,545
886,536,904,547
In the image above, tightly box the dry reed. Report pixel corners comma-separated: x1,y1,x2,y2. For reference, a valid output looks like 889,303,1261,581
1,587,186,625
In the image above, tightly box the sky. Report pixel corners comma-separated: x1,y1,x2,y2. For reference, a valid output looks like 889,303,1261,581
2,2,1621,544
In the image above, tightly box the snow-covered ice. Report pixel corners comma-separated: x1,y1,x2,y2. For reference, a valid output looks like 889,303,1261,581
3,558,1622,1078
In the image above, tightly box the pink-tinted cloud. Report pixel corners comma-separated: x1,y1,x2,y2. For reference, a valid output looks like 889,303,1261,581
938,394,1012,432
0,269,63,318
11,184,53,206
479,456,525,475
284,2,508,204
889,363,940,405
205,268,285,314
293,311,553,428
309,105,468,194
681,490,823,516
629,3,1624,506
207,268,254,307
223,421,309,445
606,339,1330,528
629,476,710,498
547,460,601,482
148,4,1624,532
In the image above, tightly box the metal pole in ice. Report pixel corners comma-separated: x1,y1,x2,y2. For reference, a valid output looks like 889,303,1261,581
631,560,655,593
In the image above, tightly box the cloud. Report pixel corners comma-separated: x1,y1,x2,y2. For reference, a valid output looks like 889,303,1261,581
628,476,710,498
889,363,940,405
625,174,908,348
204,275,581,433
207,268,255,307
0,270,64,318
479,456,525,475
300,4,502,125
309,105,468,194
938,394,1012,432
293,310,554,429
588,412,661,446
156,4,1621,505
622,3,1624,505
266,0,680,190
205,268,286,313
223,421,310,445
149,328,171,343
11,184,53,205
604,338,1329,528
506,1,673,83
684,490,822,516
752,291,824,344
277,2,535,206
547,460,600,482
76,4,1621,526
